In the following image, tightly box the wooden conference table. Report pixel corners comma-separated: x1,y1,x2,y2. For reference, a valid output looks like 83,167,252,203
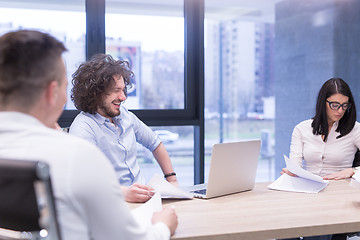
160,180,360,240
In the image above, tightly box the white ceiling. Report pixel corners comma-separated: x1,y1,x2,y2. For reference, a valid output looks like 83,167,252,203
0,0,283,23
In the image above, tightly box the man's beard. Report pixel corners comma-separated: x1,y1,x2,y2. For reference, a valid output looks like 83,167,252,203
98,103,121,118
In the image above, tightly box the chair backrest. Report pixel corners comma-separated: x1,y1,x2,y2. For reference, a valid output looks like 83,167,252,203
0,159,61,240
353,150,360,167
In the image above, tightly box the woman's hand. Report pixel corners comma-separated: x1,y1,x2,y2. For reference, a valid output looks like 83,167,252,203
323,168,354,180
280,168,297,177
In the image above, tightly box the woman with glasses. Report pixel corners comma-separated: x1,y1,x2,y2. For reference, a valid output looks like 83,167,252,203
281,78,360,240
282,77,360,180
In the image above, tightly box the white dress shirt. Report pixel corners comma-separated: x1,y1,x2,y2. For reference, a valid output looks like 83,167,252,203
0,112,170,240
289,119,360,176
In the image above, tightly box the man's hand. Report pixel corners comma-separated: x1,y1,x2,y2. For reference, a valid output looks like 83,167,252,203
152,205,178,236
120,183,155,203
52,122,62,130
280,168,297,177
323,168,354,180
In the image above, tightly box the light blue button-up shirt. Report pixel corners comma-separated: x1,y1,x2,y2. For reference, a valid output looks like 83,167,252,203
69,106,161,186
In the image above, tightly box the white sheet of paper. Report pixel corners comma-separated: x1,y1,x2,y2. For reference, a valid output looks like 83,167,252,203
284,155,326,183
268,173,328,193
350,171,360,189
131,191,162,227
147,174,193,199
268,155,328,193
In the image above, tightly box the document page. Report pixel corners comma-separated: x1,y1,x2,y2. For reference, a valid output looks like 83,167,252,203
147,174,193,199
268,155,329,193
284,155,325,182
132,192,162,227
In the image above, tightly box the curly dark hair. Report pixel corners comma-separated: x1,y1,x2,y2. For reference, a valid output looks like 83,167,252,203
71,53,133,113
312,77,356,142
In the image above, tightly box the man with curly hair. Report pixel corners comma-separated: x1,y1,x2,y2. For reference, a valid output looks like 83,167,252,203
0,30,178,240
69,53,178,203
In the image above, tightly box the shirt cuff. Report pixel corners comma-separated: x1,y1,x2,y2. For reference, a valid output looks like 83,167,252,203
153,222,171,240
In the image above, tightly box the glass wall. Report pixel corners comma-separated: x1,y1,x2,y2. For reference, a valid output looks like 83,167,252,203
204,1,277,182
0,1,86,110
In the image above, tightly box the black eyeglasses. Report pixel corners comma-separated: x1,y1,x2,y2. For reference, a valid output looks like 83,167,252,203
326,100,351,110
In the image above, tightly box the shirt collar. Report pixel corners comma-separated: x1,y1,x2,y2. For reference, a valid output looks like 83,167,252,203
332,121,339,130
89,112,122,125
0,111,46,127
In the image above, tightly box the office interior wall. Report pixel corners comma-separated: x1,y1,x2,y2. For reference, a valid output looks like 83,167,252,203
274,0,360,176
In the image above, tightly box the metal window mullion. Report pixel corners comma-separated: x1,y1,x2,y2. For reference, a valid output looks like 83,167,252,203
86,0,105,59
184,0,205,184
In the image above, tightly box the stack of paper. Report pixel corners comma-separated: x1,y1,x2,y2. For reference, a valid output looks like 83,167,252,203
147,174,193,199
268,155,329,193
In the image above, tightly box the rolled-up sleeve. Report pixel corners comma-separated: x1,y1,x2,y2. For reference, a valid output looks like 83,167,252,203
128,111,161,152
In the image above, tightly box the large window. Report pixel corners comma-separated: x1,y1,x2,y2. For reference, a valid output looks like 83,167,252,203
0,0,204,185
103,1,199,186
105,10,184,110
204,1,277,182
0,1,86,110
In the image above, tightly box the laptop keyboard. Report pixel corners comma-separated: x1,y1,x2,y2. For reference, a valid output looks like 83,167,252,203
192,189,207,195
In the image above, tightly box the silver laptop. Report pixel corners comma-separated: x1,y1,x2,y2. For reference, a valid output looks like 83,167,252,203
188,140,261,199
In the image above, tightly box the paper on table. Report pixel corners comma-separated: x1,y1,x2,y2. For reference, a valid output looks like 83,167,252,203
132,191,162,228
268,155,328,193
147,174,193,199
350,171,360,189
284,155,325,182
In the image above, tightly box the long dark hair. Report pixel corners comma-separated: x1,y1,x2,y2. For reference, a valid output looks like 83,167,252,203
312,78,356,141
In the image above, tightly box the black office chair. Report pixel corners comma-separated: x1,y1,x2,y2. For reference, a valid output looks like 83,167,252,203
352,150,360,168
0,159,61,240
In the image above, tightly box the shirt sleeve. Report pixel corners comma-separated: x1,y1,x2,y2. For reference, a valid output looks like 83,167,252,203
69,115,97,146
289,123,304,167
70,143,170,240
128,110,161,152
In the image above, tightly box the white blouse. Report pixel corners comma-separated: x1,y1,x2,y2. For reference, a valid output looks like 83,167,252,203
289,119,360,176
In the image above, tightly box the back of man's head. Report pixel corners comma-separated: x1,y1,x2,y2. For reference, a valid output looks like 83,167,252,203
0,30,67,109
